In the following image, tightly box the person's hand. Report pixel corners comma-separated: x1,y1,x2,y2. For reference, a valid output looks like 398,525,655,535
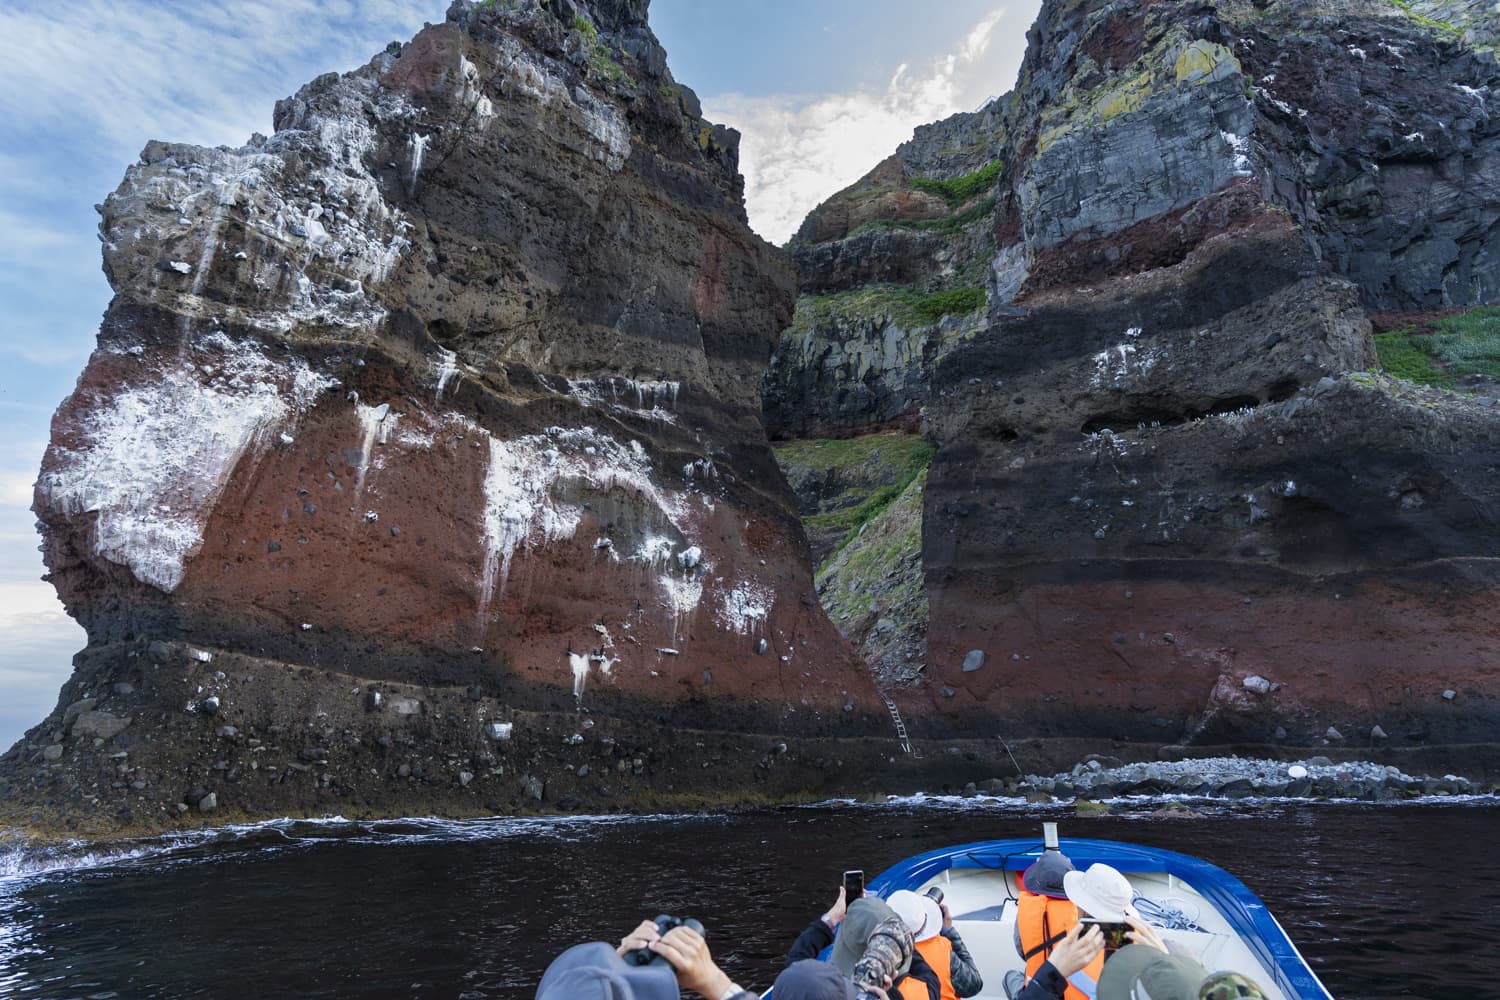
855,973,892,999
617,919,661,958
650,924,733,1000
1125,916,1168,954
940,900,954,931
1047,923,1104,978
822,885,852,928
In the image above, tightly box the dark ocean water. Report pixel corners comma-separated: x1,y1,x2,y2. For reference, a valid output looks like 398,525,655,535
1,798,1496,999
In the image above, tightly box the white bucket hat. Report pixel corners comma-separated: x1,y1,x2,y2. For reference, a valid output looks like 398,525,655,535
886,890,944,941
1062,862,1137,922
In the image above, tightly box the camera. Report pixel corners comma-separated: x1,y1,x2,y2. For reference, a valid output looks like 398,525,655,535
924,886,944,905
623,914,706,967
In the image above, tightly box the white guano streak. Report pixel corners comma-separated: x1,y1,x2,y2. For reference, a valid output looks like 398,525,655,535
477,426,698,626
353,402,396,498
41,344,329,592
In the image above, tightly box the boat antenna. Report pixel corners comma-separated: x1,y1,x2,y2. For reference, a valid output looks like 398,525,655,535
1043,822,1060,852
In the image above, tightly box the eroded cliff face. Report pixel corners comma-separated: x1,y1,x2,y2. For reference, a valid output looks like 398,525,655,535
772,0,1500,747
4,0,883,835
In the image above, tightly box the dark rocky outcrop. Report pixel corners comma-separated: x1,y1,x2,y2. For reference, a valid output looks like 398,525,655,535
771,0,1500,753
5,0,883,838
12,0,1500,840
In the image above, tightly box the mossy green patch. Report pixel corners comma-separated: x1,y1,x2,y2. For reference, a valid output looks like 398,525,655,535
1375,306,1500,386
1428,307,1500,378
912,287,985,324
775,435,934,559
910,160,1003,208
1374,331,1449,386
1385,0,1464,39
814,470,928,612
853,196,997,237
571,13,598,42
793,284,986,331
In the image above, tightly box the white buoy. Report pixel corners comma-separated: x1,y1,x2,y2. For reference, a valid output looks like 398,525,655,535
1288,764,1309,779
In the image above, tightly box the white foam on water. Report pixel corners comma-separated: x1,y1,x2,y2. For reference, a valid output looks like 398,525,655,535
0,812,698,881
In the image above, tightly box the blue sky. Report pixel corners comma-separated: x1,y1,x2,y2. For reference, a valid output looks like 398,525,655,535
0,0,1036,751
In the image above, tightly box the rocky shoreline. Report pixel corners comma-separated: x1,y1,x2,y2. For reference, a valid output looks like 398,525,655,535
963,753,1495,805
5,702,1496,843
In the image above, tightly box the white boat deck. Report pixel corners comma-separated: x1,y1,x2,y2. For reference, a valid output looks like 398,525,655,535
912,866,1290,1000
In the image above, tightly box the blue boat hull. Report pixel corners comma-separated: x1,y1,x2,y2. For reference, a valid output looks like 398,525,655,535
766,837,1331,1000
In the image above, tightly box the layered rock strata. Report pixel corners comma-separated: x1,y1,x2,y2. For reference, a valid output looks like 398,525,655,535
772,0,1500,749
5,0,881,836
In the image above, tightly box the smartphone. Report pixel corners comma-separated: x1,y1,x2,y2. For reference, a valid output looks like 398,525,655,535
1077,918,1132,950
843,869,865,901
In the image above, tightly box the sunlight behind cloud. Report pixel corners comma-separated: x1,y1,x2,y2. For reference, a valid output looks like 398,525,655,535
705,4,1032,244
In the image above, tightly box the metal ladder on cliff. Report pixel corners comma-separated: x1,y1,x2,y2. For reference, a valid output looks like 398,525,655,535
884,696,921,759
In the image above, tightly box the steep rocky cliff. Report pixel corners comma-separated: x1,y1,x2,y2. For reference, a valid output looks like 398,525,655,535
3,0,888,836
772,0,1500,750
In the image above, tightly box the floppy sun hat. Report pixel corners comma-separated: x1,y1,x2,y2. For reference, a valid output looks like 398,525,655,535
1062,862,1138,922
915,894,943,941
1096,945,1207,1000
887,891,927,938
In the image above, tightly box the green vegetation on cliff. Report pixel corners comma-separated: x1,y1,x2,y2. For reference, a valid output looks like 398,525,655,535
794,283,986,330
1385,0,1464,40
814,469,926,602
910,160,1003,207
775,435,935,566
1375,306,1500,386
854,196,998,237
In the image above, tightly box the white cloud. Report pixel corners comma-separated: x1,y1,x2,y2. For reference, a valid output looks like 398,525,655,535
0,579,84,751
0,1,429,153
0,471,35,508
704,5,1028,245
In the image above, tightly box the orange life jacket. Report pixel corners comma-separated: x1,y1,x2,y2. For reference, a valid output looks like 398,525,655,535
1016,891,1104,1000
915,934,958,1000
896,972,929,1000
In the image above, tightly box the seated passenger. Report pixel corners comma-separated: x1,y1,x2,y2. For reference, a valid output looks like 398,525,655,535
887,889,984,998
772,959,861,1000
1011,922,1105,1000
1009,850,1105,1000
1096,944,1270,1000
536,917,756,1000
787,887,941,1000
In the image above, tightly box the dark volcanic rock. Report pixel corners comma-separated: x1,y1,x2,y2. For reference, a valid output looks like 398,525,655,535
7,0,882,837
770,0,1500,751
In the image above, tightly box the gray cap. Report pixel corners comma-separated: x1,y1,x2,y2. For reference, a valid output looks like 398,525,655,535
535,941,680,1000
773,960,857,1000
1022,850,1076,899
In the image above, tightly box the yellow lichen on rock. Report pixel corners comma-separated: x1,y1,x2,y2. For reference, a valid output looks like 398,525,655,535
1175,39,1240,84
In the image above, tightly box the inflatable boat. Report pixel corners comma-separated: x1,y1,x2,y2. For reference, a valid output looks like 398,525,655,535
771,828,1332,1000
